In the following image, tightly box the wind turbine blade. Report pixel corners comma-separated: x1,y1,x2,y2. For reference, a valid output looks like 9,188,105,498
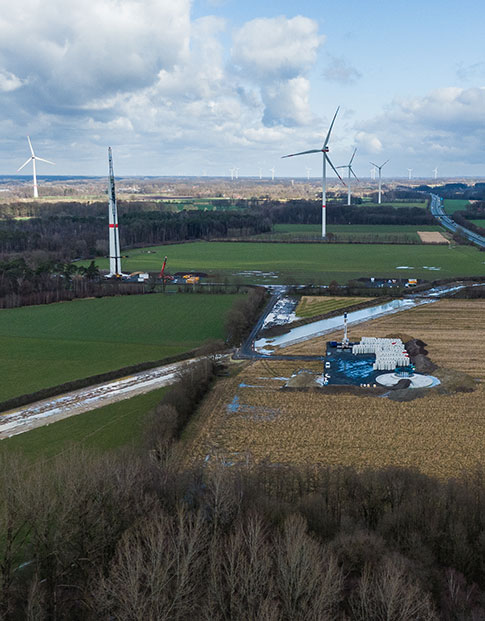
282,149,322,158
27,136,35,156
17,157,32,172
323,106,340,148
335,165,347,169
326,154,345,184
369,161,379,168
350,167,359,182
381,159,390,167
36,157,55,165
349,148,357,166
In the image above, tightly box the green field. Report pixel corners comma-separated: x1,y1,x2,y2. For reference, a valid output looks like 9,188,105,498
82,241,484,284
0,293,240,402
443,199,471,214
295,297,369,318
256,223,442,242
359,201,427,209
470,220,485,227
0,388,166,461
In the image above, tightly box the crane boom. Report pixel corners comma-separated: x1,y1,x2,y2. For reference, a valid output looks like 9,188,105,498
159,256,168,279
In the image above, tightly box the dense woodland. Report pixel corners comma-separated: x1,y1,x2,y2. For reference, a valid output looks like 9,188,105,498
0,199,434,262
2,360,485,619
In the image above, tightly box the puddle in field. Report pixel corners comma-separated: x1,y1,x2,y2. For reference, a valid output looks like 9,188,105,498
422,266,441,271
226,395,279,420
396,266,414,269
234,270,279,279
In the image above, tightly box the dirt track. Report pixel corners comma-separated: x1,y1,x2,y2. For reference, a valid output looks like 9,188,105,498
0,359,199,439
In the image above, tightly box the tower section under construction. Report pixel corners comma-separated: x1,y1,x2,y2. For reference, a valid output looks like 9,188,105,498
108,147,122,277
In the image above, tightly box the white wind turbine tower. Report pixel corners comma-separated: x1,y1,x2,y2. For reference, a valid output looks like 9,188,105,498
370,165,377,180
235,167,239,179
17,136,55,198
259,168,262,180
407,168,413,180
433,167,438,180
107,147,123,278
282,107,343,237
369,159,389,205
337,148,359,206
269,167,275,181
230,168,235,180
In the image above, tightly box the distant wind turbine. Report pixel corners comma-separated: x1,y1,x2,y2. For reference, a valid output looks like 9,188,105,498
282,107,343,237
269,167,275,181
433,167,438,180
337,148,359,206
369,159,389,204
259,168,262,180
407,168,413,180
229,168,235,180
17,136,55,198
370,165,377,180
306,167,312,181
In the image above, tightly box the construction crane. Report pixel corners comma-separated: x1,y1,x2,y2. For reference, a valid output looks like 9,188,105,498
159,256,174,283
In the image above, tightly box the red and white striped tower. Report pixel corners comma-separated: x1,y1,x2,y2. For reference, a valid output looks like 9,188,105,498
108,147,122,277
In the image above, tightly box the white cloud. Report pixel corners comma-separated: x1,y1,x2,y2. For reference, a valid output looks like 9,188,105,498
355,131,382,154
232,16,323,80
354,86,485,169
0,69,25,92
0,0,191,106
323,55,361,84
262,77,313,127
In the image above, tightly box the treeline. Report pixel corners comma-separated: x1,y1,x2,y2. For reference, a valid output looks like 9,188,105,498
0,198,436,263
0,205,272,260
262,200,435,226
0,257,152,309
4,449,485,617
453,204,485,238
421,183,485,200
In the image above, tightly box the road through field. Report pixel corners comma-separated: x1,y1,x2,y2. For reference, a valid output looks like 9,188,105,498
0,358,200,439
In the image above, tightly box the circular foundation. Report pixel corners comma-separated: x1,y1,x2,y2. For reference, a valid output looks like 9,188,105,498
376,372,438,389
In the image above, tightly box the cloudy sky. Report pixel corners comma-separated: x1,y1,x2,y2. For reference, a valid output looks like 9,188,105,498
1,0,484,178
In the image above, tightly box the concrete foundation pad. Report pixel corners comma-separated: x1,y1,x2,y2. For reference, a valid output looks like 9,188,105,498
376,372,438,388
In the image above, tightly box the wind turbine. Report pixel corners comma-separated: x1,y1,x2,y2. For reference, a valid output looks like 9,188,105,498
369,159,389,204
433,167,438,180
282,107,343,237
337,148,359,206
269,167,275,181
407,168,413,180
230,168,235,180
17,136,55,198
370,165,377,180
259,168,262,180
306,167,312,181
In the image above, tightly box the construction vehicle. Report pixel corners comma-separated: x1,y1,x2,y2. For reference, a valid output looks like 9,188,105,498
159,256,174,283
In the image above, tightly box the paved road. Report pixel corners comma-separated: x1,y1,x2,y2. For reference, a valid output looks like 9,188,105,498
429,193,485,248
0,358,200,439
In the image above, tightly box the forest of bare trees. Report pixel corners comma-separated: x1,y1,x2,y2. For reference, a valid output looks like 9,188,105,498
2,361,485,619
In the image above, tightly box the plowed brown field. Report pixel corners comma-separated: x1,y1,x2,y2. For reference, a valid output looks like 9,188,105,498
187,300,485,478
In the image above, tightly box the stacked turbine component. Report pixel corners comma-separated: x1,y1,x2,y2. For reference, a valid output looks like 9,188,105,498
352,337,410,371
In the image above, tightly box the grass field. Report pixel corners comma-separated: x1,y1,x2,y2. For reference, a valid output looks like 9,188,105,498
0,293,240,402
295,296,371,318
254,223,443,243
470,219,485,227
0,388,166,461
82,241,485,283
443,199,471,214
187,300,485,479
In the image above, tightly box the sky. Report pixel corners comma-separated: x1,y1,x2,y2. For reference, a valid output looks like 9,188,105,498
1,0,484,178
